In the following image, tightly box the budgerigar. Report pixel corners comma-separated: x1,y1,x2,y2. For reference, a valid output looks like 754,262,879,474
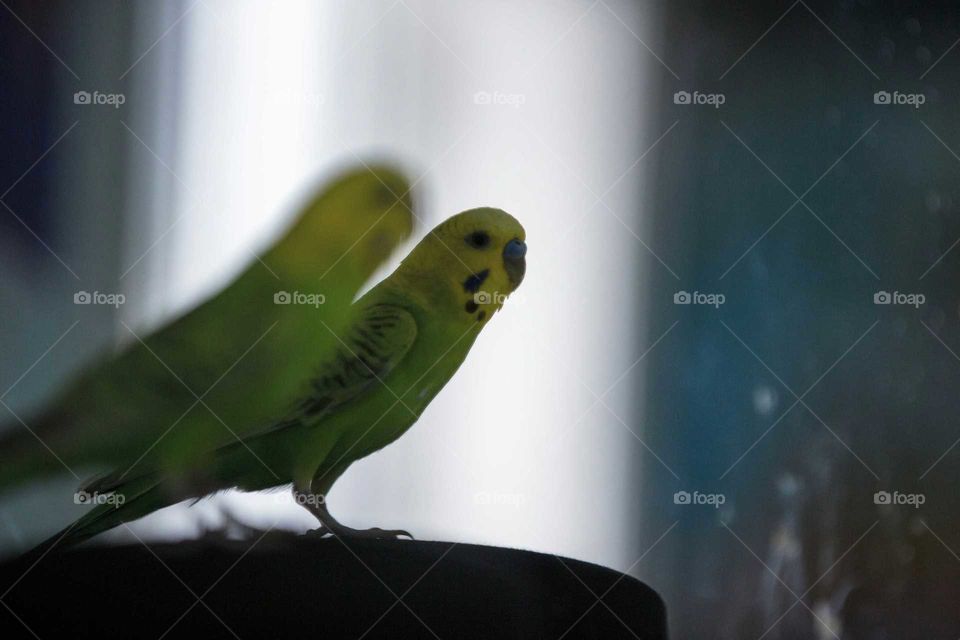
34,207,526,550
0,164,415,492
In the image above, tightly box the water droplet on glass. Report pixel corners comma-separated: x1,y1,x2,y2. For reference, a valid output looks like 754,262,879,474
777,473,800,497
718,504,735,525
753,385,778,416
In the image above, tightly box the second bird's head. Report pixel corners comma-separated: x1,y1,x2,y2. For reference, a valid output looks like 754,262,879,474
399,207,526,323
275,164,416,287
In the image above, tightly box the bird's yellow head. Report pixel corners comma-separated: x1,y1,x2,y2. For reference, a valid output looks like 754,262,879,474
397,207,526,324
323,165,416,268
272,164,416,285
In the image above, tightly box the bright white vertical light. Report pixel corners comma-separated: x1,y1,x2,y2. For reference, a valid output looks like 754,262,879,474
317,0,655,572
126,0,655,573
120,0,333,538
166,0,329,315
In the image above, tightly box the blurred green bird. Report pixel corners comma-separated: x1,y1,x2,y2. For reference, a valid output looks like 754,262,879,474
37,207,526,550
0,164,415,495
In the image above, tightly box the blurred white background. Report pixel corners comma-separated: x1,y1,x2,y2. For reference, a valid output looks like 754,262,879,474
102,0,662,573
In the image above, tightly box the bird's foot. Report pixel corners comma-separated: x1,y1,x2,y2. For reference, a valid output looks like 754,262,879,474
306,523,413,540
343,526,414,540
302,524,333,538
293,486,413,540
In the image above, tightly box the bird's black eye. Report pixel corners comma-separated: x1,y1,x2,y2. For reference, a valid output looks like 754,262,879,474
465,231,490,249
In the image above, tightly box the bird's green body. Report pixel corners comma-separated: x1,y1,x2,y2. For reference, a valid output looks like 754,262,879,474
0,165,415,488
23,205,526,550
205,284,482,496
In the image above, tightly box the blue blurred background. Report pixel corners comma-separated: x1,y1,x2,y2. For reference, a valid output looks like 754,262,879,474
2,1,960,637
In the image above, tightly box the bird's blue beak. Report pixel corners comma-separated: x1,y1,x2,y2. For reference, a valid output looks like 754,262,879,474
503,238,526,288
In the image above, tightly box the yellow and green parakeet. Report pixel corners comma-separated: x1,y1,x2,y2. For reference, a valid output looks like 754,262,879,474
0,164,415,494
34,207,526,551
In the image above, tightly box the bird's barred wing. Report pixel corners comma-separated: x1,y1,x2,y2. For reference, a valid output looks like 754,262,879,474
293,303,418,422
80,304,417,496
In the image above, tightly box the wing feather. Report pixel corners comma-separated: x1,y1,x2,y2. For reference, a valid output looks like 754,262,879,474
82,303,417,494
294,303,417,421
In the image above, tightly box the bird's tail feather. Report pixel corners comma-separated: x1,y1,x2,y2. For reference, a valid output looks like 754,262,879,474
24,473,191,559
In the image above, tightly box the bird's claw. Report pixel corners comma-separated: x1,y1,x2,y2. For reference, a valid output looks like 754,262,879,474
363,527,414,540
302,524,333,538
306,524,414,540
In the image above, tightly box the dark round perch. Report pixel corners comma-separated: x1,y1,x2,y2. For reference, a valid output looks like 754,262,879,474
0,533,667,639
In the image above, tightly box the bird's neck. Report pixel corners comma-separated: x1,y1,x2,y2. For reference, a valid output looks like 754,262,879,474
382,265,458,311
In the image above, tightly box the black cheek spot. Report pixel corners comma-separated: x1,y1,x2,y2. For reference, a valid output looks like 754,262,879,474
477,311,487,322
465,300,479,313
462,269,490,293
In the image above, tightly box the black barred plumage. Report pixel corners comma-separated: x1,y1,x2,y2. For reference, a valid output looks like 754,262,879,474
294,305,417,420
